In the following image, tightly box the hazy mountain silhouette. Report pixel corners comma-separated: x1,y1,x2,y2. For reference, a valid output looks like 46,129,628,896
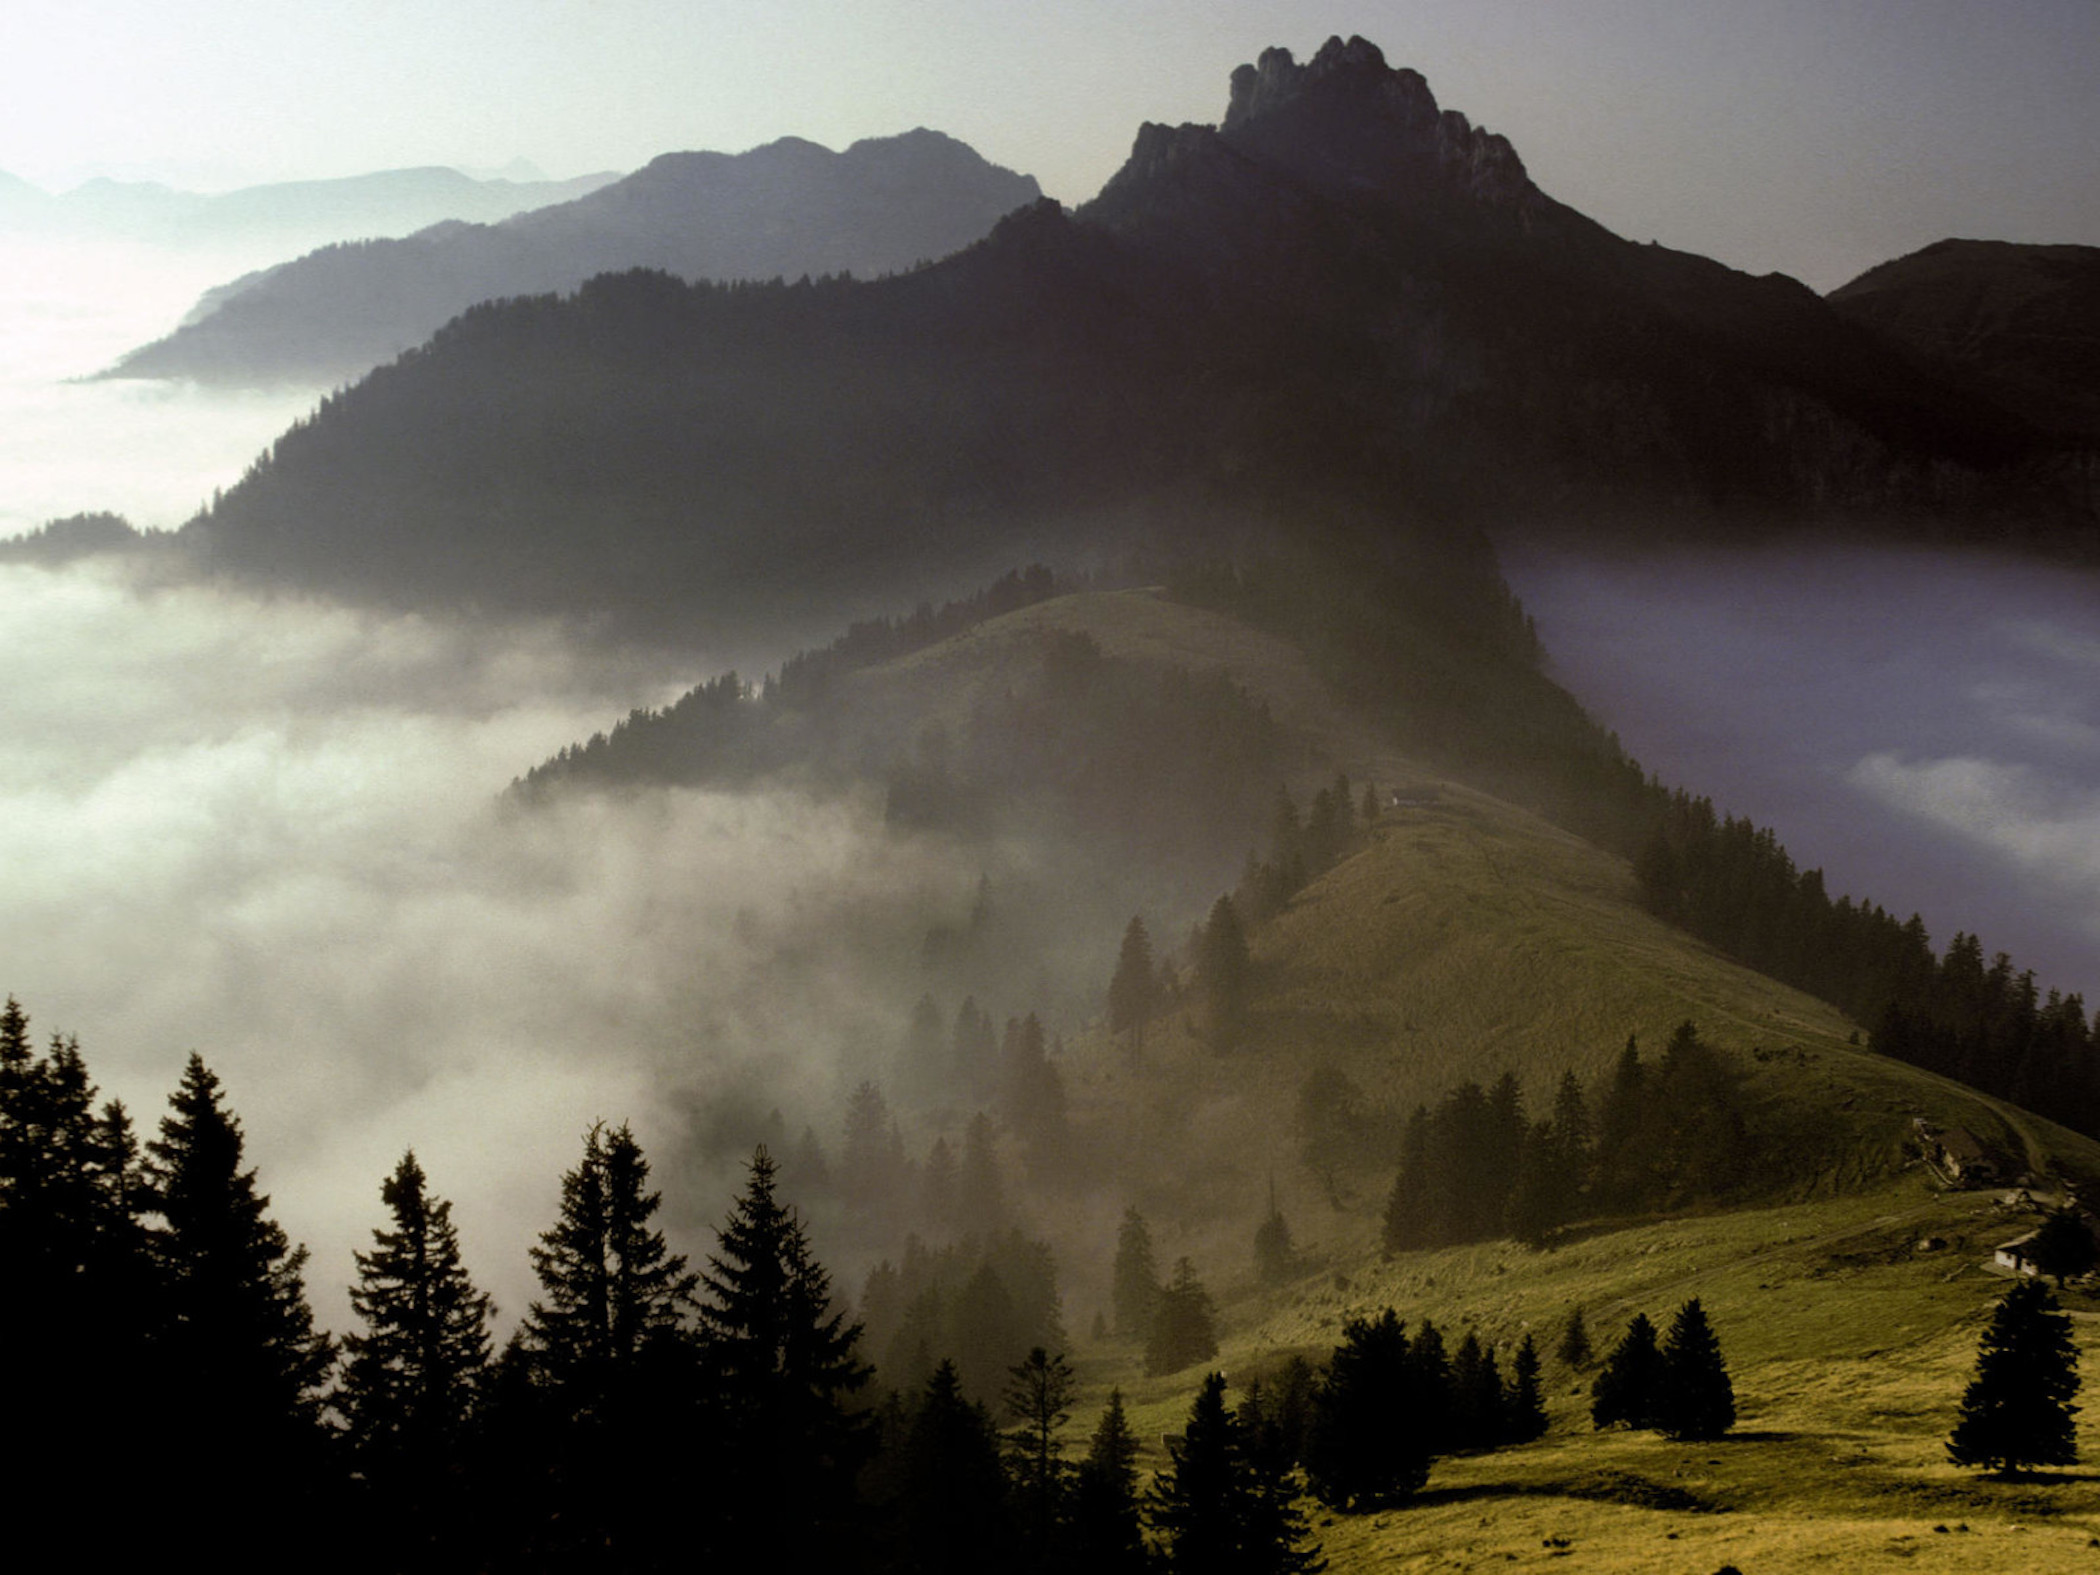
103,131,1042,387
1828,239,2100,440
0,165,617,252
179,37,2097,640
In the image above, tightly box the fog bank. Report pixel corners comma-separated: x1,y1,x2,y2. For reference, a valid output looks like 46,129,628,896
1504,539,2100,999
0,560,992,1328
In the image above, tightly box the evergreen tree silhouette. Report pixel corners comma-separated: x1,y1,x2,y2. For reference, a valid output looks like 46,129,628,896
1948,1278,2081,1474
699,1144,872,1562
1305,1308,1428,1509
145,1054,335,1541
1590,1312,1663,1430
1150,1372,1323,1575
1507,1332,1549,1443
1108,914,1161,1056
1656,1298,1735,1439
341,1150,493,1545
886,1358,1016,1575
1111,1206,1161,1337
1556,1306,1594,1370
1069,1388,1148,1574
519,1120,700,1567
1002,1345,1077,1560
1147,1256,1220,1376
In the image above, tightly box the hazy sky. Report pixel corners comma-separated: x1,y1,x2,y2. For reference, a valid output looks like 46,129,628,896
4,1,2097,289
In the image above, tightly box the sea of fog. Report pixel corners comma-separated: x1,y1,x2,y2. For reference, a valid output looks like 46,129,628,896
1504,541,2100,1003
7,231,2099,1334
0,237,319,536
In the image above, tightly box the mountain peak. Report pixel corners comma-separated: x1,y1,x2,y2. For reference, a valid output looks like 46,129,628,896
1216,36,1534,209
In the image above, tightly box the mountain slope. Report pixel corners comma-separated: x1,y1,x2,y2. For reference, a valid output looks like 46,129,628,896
103,130,1041,387
176,36,2094,638
1829,238,2100,439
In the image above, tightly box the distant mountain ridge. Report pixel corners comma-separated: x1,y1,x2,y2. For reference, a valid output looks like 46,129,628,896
102,130,1042,387
0,164,617,251
178,36,2098,639
1828,239,2100,439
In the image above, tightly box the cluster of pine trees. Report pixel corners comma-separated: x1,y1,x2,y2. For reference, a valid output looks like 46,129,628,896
1298,1309,1548,1508
1635,790,2100,1140
1382,1023,1754,1255
1111,1207,1224,1376
1587,1299,1737,1440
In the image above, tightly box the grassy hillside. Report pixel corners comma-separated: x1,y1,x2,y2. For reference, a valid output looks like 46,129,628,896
838,586,2100,1569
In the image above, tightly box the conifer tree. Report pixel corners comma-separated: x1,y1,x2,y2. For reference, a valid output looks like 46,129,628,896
1002,1346,1077,1553
1147,1256,1221,1376
699,1144,872,1561
1590,1313,1663,1430
1112,1205,1161,1337
889,1359,1016,1574
1556,1306,1594,1370
1254,1178,1295,1286
1305,1308,1429,1509
1108,914,1161,1054
1150,1373,1322,1575
1948,1278,2081,1473
340,1151,494,1486
1069,1388,1148,1574
145,1055,335,1533
1382,1105,1434,1253
524,1121,696,1393
1507,1333,1549,1443
1655,1298,1735,1440
1197,893,1253,1050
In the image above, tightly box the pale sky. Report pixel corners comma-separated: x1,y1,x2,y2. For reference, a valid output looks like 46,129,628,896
5,1,2098,290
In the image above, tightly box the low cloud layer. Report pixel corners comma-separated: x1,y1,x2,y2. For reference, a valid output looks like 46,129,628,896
1504,538,2100,996
0,560,985,1329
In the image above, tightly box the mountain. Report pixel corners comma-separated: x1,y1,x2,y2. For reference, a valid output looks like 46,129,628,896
1828,238,2100,439
0,164,617,252
102,131,1042,387
178,36,2097,641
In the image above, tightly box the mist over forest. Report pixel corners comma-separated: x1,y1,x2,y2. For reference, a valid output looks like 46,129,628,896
8,28,2100,1572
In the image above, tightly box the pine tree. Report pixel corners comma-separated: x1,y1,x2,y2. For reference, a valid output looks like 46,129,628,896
1507,1333,1549,1443
1197,893,1253,1050
1150,1373,1323,1575
1382,1105,1434,1253
888,1359,1016,1574
1147,1256,1220,1376
1948,1278,2081,1474
698,1144,872,1560
145,1055,335,1533
1590,1313,1663,1431
1108,914,1161,1055
1305,1308,1429,1509
1556,1306,1594,1370
1254,1179,1295,1286
524,1121,696,1394
1112,1205,1161,1337
1655,1298,1735,1440
1069,1389,1148,1574
1002,1346,1077,1554
340,1151,494,1491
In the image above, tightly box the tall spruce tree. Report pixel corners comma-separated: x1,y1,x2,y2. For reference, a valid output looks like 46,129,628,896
698,1144,872,1561
1069,1388,1148,1574
146,1054,336,1539
1590,1313,1663,1431
524,1121,696,1393
1108,914,1161,1055
1147,1256,1220,1376
1111,1206,1161,1337
1150,1373,1323,1575
1002,1345,1077,1559
1656,1298,1735,1440
340,1151,493,1496
1948,1278,2081,1473
1197,893,1253,1050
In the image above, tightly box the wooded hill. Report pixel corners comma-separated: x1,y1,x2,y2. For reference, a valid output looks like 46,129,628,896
174,37,2096,644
